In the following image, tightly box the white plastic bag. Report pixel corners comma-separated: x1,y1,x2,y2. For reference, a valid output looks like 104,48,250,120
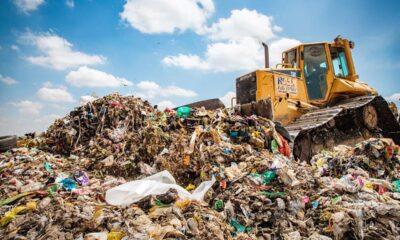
105,170,215,206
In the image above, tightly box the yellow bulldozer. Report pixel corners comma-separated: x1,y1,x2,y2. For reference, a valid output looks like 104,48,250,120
184,36,400,161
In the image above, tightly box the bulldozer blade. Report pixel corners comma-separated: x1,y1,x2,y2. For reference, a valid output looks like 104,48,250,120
177,98,225,110
238,98,274,120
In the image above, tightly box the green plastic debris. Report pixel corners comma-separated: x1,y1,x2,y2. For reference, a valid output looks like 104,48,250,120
229,218,250,233
214,200,224,211
260,191,285,197
176,106,192,118
249,170,277,184
0,192,33,206
271,139,279,153
47,184,58,197
155,198,166,207
332,196,342,205
392,180,400,192
44,162,53,173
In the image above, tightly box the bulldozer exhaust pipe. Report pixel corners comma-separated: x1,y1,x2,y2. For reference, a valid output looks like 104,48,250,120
262,42,269,68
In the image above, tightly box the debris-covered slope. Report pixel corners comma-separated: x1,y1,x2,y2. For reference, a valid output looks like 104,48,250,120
1,94,400,240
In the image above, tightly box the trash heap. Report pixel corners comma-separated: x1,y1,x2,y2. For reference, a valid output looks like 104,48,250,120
312,138,400,180
45,94,168,173
44,93,289,184
1,94,400,239
0,148,232,239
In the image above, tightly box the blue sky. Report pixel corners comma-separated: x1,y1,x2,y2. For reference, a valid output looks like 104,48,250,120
0,0,399,135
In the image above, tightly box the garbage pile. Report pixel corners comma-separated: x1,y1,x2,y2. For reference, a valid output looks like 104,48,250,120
0,148,232,239
1,94,400,239
44,93,289,185
312,138,400,180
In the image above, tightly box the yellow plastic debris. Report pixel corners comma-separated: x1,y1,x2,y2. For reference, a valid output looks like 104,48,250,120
107,229,125,240
185,183,196,191
364,181,374,191
175,199,191,208
183,155,190,166
0,201,37,227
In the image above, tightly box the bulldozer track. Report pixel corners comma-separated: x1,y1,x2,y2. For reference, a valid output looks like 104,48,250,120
287,95,400,161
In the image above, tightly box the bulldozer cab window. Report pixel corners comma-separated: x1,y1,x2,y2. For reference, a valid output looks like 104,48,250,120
330,47,349,77
303,45,328,100
285,50,297,68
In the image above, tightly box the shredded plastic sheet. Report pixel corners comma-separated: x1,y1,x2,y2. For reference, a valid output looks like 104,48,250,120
105,170,216,206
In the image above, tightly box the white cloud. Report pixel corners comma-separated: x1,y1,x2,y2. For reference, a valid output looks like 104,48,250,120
80,95,98,105
205,8,277,42
163,54,208,70
13,0,45,13
162,8,301,72
11,45,20,51
21,32,106,70
387,93,400,102
136,81,160,91
120,0,214,34
163,37,300,72
220,91,236,107
0,74,18,85
66,66,133,87
66,0,74,8
157,100,176,110
163,37,264,72
136,80,197,99
12,100,43,115
37,87,74,102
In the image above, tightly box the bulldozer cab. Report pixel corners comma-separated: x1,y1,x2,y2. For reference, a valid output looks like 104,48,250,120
282,37,359,105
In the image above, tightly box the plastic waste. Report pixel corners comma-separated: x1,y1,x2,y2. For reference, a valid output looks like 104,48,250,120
110,101,122,107
393,180,400,192
214,200,224,211
332,196,342,204
176,106,192,118
0,192,33,206
74,170,90,186
378,186,387,195
105,170,215,206
334,175,360,193
248,170,277,185
302,196,310,204
60,178,77,191
311,201,319,208
260,191,285,197
0,201,36,227
185,183,195,191
44,161,53,173
47,184,58,196
277,132,290,157
107,230,125,240
271,139,279,153
229,218,250,233
175,199,191,208
55,172,68,183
